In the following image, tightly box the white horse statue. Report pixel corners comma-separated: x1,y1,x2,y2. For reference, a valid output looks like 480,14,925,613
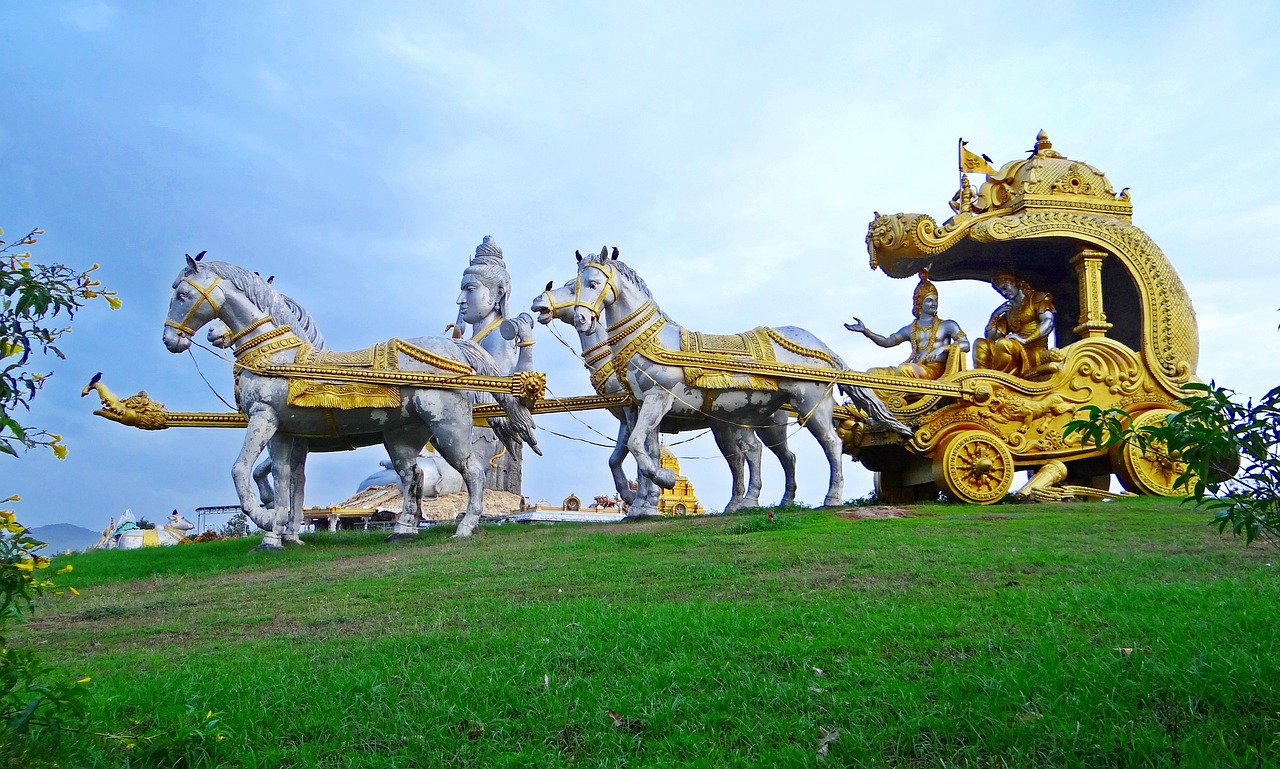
532,271,798,512
205,285,328,544
162,255,540,548
111,510,195,549
556,247,910,516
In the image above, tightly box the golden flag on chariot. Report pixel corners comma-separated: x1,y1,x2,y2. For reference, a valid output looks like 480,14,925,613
959,139,996,176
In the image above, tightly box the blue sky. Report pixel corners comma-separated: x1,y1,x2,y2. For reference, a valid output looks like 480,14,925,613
4,1,1278,530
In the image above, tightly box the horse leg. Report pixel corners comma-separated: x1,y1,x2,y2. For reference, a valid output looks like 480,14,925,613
758,414,798,506
710,423,751,512
609,417,636,504
795,392,844,506
253,458,275,509
265,434,300,548
236,407,283,549
284,441,308,545
626,391,676,516
739,427,764,509
419,400,486,538
385,429,426,540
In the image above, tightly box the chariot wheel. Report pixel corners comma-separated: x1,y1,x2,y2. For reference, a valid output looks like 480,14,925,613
1111,409,1193,497
931,431,1015,505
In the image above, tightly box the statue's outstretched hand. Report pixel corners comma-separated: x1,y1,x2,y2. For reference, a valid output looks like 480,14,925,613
844,317,866,334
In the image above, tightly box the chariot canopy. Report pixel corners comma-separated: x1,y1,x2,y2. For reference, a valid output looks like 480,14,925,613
865,130,1198,394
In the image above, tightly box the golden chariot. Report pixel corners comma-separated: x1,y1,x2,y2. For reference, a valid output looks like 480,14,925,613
838,131,1199,504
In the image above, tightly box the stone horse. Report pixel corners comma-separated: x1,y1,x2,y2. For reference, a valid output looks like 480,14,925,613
532,273,798,512
205,286,327,544
559,247,910,515
162,256,540,548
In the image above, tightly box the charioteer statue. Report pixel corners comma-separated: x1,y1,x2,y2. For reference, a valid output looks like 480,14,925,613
845,270,968,380
453,236,537,495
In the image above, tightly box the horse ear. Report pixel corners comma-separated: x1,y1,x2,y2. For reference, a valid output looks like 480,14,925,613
185,254,198,272
575,250,582,262
267,275,275,284
545,280,554,291
599,246,608,260
611,247,619,260
195,251,206,261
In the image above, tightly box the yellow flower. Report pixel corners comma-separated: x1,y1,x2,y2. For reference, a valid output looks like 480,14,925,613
52,442,68,460
3,495,19,503
77,676,91,684
69,587,80,596
106,295,122,310
34,556,50,569
14,559,34,572
57,564,73,574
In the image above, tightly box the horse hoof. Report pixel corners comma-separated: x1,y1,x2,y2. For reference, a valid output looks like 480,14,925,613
653,468,677,489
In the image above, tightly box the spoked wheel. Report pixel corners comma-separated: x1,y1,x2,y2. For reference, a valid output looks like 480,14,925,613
1111,409,1193,497
932,431,1015,505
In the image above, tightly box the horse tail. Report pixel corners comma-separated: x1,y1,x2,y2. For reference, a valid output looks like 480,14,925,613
451,340,541,456
829,351,914,437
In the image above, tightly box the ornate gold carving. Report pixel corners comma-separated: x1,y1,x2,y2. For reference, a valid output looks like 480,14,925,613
83,377,249,430
932,431,1014,504
288,381,400,410
1050,164,1099,196
866,133,1195,396
910,338,1174,462
1111,409,1194,497
1071,248,1112,338
868,206,1195,394
679,327,779,391
1014,460,1130,502
472,393,631,421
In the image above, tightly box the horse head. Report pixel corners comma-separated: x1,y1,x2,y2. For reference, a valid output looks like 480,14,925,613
569,246,621,335
164,255,226,353
168,510,196,532
531,278,583,329
207,320,233,349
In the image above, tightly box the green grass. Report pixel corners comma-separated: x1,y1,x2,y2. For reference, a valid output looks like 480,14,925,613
19,498,1280,767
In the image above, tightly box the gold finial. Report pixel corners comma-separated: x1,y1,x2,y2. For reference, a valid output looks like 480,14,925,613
1034,129,1053,155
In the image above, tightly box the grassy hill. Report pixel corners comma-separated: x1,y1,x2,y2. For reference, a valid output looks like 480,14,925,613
20,498,1280,767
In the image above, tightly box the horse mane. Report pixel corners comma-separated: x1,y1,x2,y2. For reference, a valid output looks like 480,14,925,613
197,261,326,349
577,252,685,326
576,254,654,301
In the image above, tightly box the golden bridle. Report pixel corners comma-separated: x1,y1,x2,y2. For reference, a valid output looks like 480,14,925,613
164,274,223,338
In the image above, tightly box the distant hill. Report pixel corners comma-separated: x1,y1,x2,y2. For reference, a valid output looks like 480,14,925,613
28,523,102,554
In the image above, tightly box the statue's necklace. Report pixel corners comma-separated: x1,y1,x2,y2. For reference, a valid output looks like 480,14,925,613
912,317,939,352
471,316,503,344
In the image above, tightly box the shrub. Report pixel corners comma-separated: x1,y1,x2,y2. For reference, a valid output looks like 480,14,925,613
1066,381,1278,547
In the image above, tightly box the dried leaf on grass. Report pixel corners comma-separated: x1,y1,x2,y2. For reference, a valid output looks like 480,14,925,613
607,709,645,732
817,727,840,759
